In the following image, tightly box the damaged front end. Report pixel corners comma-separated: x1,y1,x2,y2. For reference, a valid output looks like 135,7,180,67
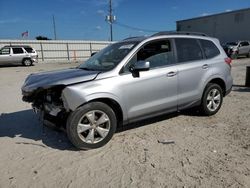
21,68,100,129
24,86,69,129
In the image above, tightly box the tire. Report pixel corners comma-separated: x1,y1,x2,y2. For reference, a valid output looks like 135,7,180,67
247,51,250,58
199,83,223,116
66,102,117,150
22,58,33,66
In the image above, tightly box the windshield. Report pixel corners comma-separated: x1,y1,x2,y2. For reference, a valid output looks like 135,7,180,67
79,41,139,71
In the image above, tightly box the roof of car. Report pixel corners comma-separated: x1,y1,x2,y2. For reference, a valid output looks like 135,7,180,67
122,31,211,43
152,31,208,37
3,45,33,48
122,36,147,42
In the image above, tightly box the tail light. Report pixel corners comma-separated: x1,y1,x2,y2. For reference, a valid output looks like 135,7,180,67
224,57,232,68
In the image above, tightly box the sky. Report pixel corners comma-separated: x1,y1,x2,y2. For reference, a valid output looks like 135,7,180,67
0,0,250,41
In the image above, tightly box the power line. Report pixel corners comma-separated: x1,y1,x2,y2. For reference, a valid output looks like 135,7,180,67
114,21,160,33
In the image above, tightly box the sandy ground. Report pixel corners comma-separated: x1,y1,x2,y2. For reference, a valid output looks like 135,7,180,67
0,60,249,188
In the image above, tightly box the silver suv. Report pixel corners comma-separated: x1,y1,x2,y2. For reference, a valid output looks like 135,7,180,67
22,32,233,149
0,45,38,66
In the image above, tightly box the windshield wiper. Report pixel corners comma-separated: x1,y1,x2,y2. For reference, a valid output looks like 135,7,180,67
78,67,97,71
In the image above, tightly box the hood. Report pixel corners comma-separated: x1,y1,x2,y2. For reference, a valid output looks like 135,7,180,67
22,68,100,93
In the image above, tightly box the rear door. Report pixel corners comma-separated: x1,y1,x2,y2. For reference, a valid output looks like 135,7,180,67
174,38,208,109
12,47,27,63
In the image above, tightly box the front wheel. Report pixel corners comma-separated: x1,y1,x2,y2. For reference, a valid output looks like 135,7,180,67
199,83,223,116
66,102,117,150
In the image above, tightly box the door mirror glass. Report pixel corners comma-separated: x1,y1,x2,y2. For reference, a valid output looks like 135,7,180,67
131,61,150,72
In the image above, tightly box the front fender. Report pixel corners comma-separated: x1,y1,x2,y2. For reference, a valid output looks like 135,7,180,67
62,87,128,121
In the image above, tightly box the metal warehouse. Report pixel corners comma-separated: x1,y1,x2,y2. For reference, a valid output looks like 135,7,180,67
176,8,250,43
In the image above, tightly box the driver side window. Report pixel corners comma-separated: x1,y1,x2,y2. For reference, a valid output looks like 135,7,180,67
0,48,10,55
123,39,174,73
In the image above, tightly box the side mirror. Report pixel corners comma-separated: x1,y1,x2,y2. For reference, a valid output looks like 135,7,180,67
91,52,97,57
132,61,150,72
130,61,150,77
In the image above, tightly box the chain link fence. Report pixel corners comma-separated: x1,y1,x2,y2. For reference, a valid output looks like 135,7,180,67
0,40,112,62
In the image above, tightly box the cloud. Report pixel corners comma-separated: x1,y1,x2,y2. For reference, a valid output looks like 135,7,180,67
201,12,210,16
95,25,102,30
225,9,232,12
76,0,124,7
80,10,86,14
97,9,105,15
0,18,20,24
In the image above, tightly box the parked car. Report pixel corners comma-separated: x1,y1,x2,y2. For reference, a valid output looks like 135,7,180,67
223,41,250,59
0,45,38,66
22,32,233,149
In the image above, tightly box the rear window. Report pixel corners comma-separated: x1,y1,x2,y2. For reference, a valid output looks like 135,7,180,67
175,38,203,63
199,39,220,59
24,47,34,53
240,41,250,46
12,48,24,54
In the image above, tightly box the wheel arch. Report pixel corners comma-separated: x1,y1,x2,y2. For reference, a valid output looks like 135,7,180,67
62,88,127,127
22,57,32,66
87,98,124,128
206,77,226,96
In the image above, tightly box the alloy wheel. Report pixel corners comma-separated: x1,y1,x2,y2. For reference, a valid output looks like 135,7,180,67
206,88,221,112
77,110,111,144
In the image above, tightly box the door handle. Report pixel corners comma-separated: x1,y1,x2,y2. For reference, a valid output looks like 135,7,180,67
202,64,209,69
167,71,177,77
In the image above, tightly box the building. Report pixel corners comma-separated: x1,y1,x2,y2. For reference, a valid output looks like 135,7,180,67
176,8,250,43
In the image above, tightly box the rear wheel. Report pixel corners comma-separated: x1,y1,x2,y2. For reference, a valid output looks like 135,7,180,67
66,102,117,150
247,51,250,58
199,83,223,116
22,59,33,66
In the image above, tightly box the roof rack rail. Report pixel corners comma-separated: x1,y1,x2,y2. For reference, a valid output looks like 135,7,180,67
152,31,208,37
123,36,145,41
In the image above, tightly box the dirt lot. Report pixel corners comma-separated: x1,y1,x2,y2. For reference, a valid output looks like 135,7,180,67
0,60,250,188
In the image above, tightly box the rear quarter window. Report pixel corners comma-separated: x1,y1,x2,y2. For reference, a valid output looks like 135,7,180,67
24,47,34,53
199,39,220,59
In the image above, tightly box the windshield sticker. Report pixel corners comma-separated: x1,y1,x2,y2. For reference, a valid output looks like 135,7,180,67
119,44,134,49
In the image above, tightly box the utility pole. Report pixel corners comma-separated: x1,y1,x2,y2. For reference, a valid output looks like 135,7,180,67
52,15,57,40
106,0,116,41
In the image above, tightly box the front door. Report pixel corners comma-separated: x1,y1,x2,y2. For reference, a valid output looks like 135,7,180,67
0,47,12,64
120,39,178,121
